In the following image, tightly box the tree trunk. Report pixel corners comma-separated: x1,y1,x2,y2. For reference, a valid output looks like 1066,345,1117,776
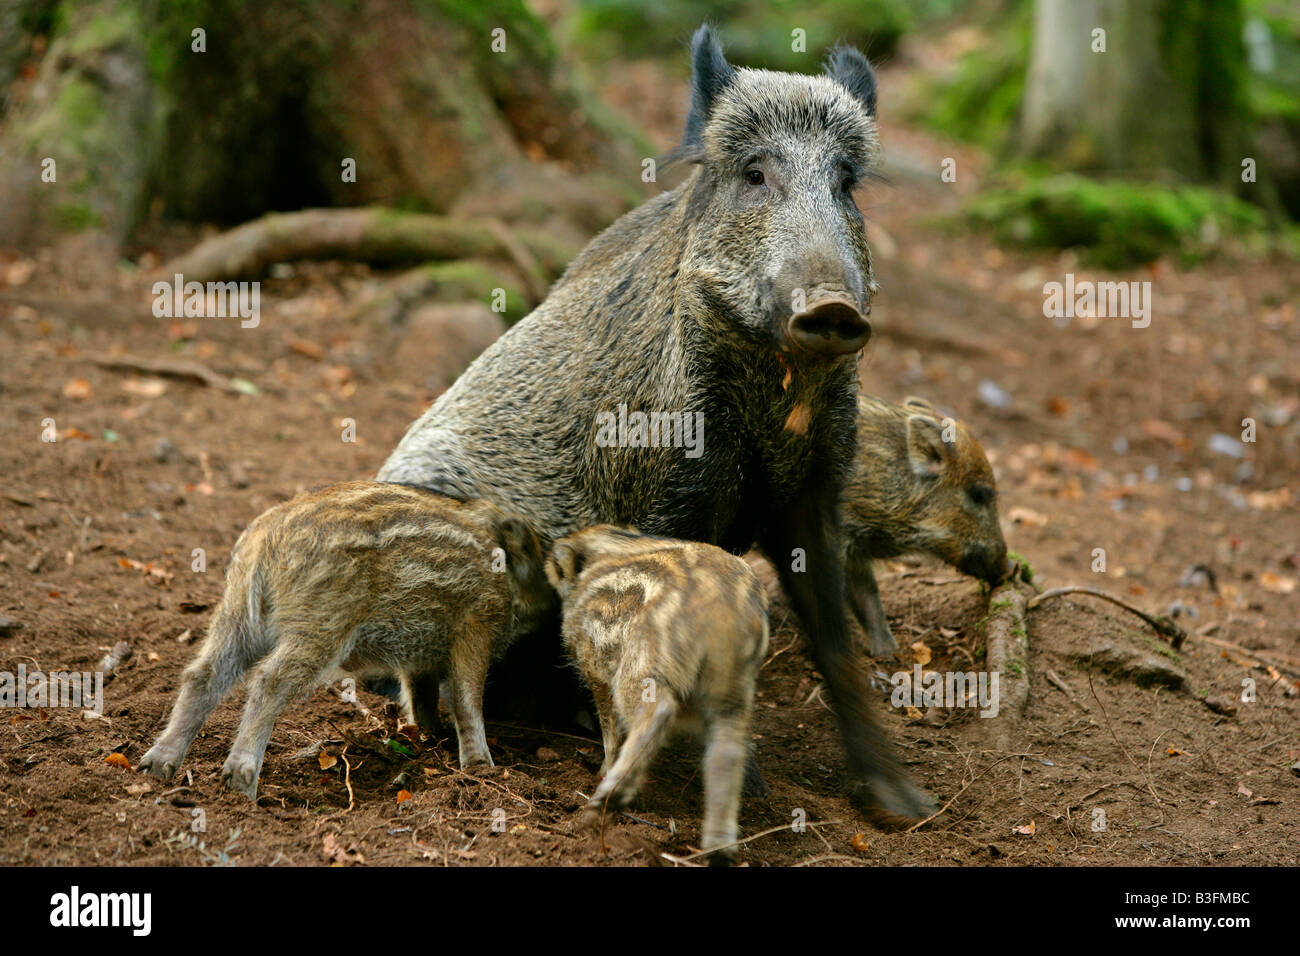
1020,0,1246,182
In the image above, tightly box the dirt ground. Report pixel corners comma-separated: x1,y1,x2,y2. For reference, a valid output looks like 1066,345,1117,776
1,53,1297,867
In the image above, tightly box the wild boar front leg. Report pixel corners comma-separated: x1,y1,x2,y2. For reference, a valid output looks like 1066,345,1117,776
764,494,937,825
845,549,898,657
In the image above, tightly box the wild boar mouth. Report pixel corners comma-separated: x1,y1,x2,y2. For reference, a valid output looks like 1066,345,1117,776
786,295,872,357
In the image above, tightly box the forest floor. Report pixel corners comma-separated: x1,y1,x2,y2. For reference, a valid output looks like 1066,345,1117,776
1,48,1297,867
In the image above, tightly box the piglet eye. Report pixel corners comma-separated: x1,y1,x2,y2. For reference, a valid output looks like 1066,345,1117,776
967,485,995,507
841,176,855,194
745,168,765,186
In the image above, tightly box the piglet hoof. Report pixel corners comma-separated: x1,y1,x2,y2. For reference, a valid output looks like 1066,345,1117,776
850,772,938,831
705,847,738,867
220,755,260,801
137,744,180,781
457,749,495,770
577,806,604,833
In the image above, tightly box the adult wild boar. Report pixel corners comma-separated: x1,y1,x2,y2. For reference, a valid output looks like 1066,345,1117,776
380,26,935,823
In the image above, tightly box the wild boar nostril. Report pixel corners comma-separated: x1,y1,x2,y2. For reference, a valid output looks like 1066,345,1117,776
787,296,871,356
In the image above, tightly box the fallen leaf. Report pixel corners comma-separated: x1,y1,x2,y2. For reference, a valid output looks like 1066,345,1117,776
1012,821,1036,836
287,337,325,360
1007,506,1048,528
1246,488,1291,511
911,641,932,667
396,789,412,804
850,833,870,852
1260,572,1296,594
321,832,365,865
318,751,338,771
121,378,168,399
62,378,92,399
1166,748,1186,757
104,752,131,769
1236,782,1253,799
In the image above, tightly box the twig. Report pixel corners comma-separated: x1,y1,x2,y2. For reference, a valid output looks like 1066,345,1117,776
91,355,237,392
1045,667,1090,712
665,820,845,864
1028,586,1186,648
904,751,1037,832
1084,668,1165,825
1197,635,1300,679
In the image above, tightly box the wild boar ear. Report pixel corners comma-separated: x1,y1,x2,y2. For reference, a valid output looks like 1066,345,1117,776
683,25,736,149
825,44,877,118
906,414,951,478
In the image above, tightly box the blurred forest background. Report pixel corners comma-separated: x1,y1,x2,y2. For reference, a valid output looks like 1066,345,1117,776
1,0,1298,273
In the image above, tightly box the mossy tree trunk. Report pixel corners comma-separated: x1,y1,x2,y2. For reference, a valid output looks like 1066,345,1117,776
0,0,645,252
1020,0,1247,184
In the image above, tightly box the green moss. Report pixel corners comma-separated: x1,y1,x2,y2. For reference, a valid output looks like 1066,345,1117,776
1136,631,1182,662
53,202,102,231
1005,657,1025,678
963,175,1270,268
908,2,1031,156
1007,551,1034,584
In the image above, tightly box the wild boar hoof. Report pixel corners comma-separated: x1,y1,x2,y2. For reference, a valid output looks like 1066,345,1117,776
220,755,260,800
865,626,899,658
850,772,938,829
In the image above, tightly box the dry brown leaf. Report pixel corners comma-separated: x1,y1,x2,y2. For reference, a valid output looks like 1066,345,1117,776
62,378,92,399
318,751,338,771
911,641,932,666
1246,488,1292,511
287,337,325,360
121,377,168,399
1012,821,1036,836
850,833,870,853
396,789,413,804
1007,506,1048,528
321,832,365,865
1260,572,1296,594
104,752,131,769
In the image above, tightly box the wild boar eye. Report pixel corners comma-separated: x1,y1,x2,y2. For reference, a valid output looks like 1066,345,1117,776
967,485,995,507
745,168,765,186
841,175,855,194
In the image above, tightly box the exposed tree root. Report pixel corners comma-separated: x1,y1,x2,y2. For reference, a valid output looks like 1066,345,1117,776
155,207,575,284
1027,586,1187,648
983,571,1031,750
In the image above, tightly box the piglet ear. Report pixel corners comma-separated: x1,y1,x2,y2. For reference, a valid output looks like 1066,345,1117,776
906,414,951,478
825,44,877,118
545,540,583,589
683,25,737,149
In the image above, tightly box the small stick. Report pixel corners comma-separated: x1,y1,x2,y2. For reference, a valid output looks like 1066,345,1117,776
91,355,238,392
1045,667,1090,713
665,819,845,864
1197,635,1300,678
1028,586,1187,649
